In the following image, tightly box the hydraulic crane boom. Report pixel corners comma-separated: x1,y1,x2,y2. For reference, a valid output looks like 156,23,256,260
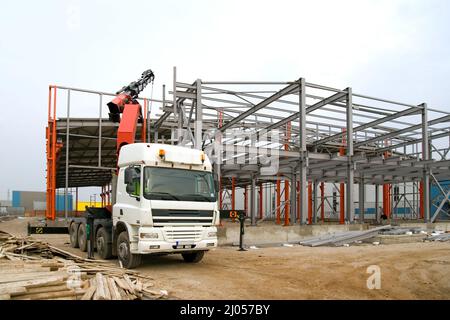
107,69,155,154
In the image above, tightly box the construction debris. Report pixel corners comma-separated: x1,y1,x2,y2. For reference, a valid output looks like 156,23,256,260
0,230,169,300
378,226,426,235
425,232,450,242
299,225,392,247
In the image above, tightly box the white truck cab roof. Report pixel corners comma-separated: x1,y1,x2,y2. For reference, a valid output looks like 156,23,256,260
118,143,213,172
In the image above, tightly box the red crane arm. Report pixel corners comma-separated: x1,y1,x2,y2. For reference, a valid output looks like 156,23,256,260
107,69,154,155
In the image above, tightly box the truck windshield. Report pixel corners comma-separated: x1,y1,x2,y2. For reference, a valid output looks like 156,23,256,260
143,167,216,202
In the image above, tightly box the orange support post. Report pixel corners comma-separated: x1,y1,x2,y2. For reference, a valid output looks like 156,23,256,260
276,180,281,224
231,177,236,211
339,128,346,224
46,86,58,220
320,182,325,222
383,150,391,218
259,183,263,219
308,181,312,224
284,180,289,226
46,87,52,220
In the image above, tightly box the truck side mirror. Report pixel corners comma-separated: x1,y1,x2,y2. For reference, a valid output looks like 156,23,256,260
124,167,133,184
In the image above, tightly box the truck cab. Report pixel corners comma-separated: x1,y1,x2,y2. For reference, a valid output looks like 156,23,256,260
113,143,219,268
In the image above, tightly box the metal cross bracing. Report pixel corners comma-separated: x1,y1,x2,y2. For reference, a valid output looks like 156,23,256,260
46,67,450,225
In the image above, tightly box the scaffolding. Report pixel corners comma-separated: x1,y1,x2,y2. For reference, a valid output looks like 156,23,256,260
45,68,450,225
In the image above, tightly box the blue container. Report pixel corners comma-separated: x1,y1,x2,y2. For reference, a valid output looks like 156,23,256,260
431,180,450,220
55,194,73,211
12,191,21,207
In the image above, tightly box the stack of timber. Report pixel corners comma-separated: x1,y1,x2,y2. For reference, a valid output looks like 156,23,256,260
299,225,392,247
0,231,169,300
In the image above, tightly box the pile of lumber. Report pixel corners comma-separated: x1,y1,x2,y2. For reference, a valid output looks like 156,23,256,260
0,231,169,300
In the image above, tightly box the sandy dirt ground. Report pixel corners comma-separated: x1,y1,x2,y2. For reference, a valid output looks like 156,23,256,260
1,217,450,300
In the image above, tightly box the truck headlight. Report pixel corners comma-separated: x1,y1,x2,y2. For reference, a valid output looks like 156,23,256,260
208,232,217,237
140,232,158,239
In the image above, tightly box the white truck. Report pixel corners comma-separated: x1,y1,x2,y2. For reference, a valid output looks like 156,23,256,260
68,143,219,268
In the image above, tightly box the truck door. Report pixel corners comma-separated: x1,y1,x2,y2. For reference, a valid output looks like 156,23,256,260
114,166,143,239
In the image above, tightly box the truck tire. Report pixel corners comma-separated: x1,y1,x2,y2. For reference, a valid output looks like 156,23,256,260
96,227,112,260
69,222,79,248
78,223,88,252
182,251,205,263
117,231,142,269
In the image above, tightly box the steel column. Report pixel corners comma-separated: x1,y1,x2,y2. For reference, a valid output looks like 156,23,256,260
290,170,296,225
421,103,430,222
65,89,70,220
313,180,318,223
359,178,365,223
259,182,263,219
250,175,256,226
346,88,354,223
339,144,345,224
232,177,236,211
195,79,203,149
375,184,380,223
298,79,308,225
320,182,325,222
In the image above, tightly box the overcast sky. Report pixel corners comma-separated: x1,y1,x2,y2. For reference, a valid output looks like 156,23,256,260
0,0,449,200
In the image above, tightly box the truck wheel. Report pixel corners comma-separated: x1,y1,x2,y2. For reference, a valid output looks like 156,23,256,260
78,223,88,252
96,227,112,259
117,231,142,269
69,222,79,248
182,251,205,263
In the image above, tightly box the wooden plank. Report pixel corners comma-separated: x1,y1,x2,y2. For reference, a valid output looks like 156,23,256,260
113,276,132,292
102,276,111,300
116,286,128,300
124,274,136,295
1,267,52,274
0,285,27,295
94,273,107,300
0,293,11,300
13,289,86,300
81,284,96,300
107,277,121,300
19,284,69,296
0,271,67,284
0,275,66,290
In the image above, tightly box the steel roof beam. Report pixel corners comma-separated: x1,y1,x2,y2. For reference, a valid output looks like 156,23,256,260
265,91,347,131
314,106,422,147
354,114,450,148
219,82,299,132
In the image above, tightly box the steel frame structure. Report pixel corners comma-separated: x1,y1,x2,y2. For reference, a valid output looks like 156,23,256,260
154,67,450,225
46,68,450,225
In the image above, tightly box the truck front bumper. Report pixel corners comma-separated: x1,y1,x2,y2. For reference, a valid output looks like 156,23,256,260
134,226,218,254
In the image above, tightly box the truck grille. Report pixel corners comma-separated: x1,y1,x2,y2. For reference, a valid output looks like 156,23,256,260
164,229,203,242
152,209,214,227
